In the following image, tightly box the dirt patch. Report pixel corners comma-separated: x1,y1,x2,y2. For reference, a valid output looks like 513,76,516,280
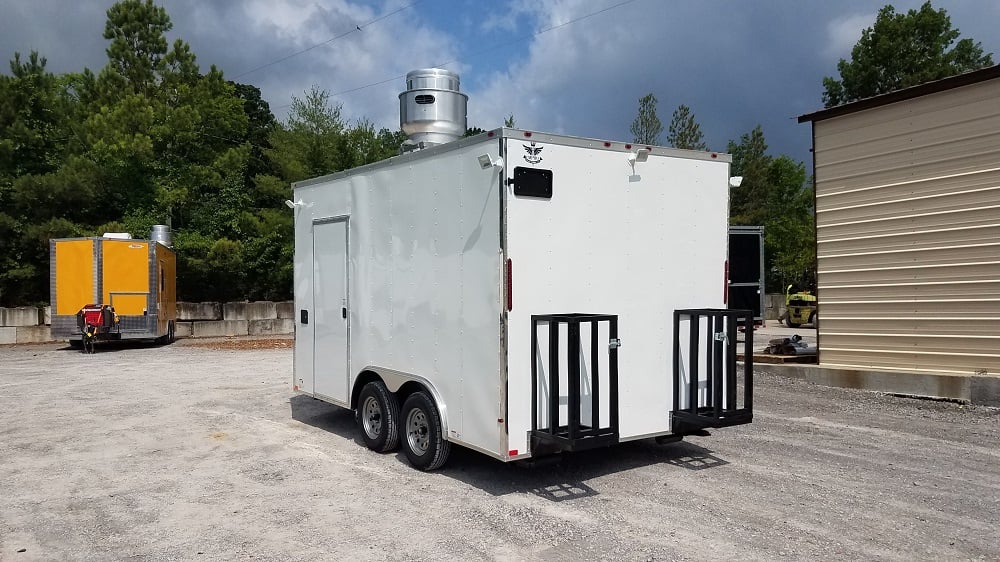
184,338,292,350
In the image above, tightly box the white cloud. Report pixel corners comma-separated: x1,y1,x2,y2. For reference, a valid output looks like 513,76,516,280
823,12,875,61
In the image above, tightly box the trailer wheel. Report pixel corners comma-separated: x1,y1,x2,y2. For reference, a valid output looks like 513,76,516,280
357,382,400,453
400,391,450,471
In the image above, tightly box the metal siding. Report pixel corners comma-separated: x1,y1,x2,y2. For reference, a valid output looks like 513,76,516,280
813,78,1000,375
101,240,151,316
52,239,96,316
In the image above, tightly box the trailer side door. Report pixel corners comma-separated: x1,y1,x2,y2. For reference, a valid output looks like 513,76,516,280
313,218,350,405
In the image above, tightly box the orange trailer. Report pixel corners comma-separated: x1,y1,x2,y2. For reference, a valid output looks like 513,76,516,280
50,227,177,347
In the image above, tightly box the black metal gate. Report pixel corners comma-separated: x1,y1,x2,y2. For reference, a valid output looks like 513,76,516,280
672,309,753,433
530,314,619,454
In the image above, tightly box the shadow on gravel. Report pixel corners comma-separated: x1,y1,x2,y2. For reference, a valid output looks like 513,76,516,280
289,394,359,442
437,439,729,500
288,395,730,502
57,339,169,353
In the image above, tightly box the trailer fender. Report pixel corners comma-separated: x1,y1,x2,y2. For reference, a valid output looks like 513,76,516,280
357,366,449,440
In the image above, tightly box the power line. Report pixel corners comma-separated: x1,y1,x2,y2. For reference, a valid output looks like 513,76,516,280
232,1,421,80
272,0,642,111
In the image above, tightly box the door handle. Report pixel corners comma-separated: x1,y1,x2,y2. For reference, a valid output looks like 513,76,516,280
342,307,347,319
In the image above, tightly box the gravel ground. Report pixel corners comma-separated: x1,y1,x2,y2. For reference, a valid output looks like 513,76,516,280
1,337,998,561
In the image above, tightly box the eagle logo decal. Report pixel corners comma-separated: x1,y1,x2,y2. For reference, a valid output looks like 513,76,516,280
523,142,543,164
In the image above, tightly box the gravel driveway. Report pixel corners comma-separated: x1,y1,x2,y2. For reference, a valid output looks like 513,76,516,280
1,338,997,561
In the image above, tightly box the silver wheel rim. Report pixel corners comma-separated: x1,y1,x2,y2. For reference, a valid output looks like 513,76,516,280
406,408,430,456
361,396,382,440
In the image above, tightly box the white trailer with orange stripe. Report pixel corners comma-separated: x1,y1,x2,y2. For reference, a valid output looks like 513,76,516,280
49,226,177,348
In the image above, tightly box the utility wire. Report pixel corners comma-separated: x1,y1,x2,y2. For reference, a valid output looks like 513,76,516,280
232,1,421,80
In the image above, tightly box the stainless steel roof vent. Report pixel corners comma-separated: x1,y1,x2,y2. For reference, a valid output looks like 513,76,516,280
399,68,468,149
150,224,172,247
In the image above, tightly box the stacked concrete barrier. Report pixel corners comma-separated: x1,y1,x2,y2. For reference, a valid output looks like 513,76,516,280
0,307,51,344
1,302,295,344
176,301,294,338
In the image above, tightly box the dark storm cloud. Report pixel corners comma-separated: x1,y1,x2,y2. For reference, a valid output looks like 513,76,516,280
1,0,997,168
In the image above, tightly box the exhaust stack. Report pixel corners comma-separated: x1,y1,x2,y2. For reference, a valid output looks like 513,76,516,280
399,68,468,149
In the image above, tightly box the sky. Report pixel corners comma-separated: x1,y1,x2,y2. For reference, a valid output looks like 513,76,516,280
2,0,999,169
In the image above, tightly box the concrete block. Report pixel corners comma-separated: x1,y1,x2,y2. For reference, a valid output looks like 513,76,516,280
276,301,295,320
190,320,248,338
764,294,784,321
43,306,51,326
223,302,246,321
176,302,222,321
174,321,193,338
16,325,51,343
970,375,1000,407
0,327,16,344
757,364,972,403
1,307,42,327
224,301,277,321
248,318,295,336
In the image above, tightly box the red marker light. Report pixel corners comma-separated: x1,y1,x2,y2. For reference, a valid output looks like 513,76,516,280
487,131,495,137
603,142,611,148
524,131,532,138
508,449,518,456
711,153,718,159
625,144,632,150
506,258,513,311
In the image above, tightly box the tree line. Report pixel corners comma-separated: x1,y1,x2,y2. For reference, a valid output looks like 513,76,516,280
0,0,991,305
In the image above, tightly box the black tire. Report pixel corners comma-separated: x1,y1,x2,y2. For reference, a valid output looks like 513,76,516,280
786,311,801,329
400,391,450,471
356,382,400,453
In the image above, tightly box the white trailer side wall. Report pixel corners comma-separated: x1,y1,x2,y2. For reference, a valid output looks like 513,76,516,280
505,137,730,454
294,138,504,455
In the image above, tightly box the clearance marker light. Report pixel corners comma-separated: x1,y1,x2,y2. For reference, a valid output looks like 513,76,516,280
506,258,513,311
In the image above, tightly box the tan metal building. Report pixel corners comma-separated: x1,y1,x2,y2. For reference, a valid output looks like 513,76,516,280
798,65,1000,377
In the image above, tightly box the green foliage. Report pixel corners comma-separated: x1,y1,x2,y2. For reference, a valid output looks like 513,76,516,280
822,1,993,107
728,126,814,290
666,104,707,151
0,0,299,306
630,93,662,145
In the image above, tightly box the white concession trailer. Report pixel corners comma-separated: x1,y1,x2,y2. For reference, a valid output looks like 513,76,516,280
291,69,753,470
